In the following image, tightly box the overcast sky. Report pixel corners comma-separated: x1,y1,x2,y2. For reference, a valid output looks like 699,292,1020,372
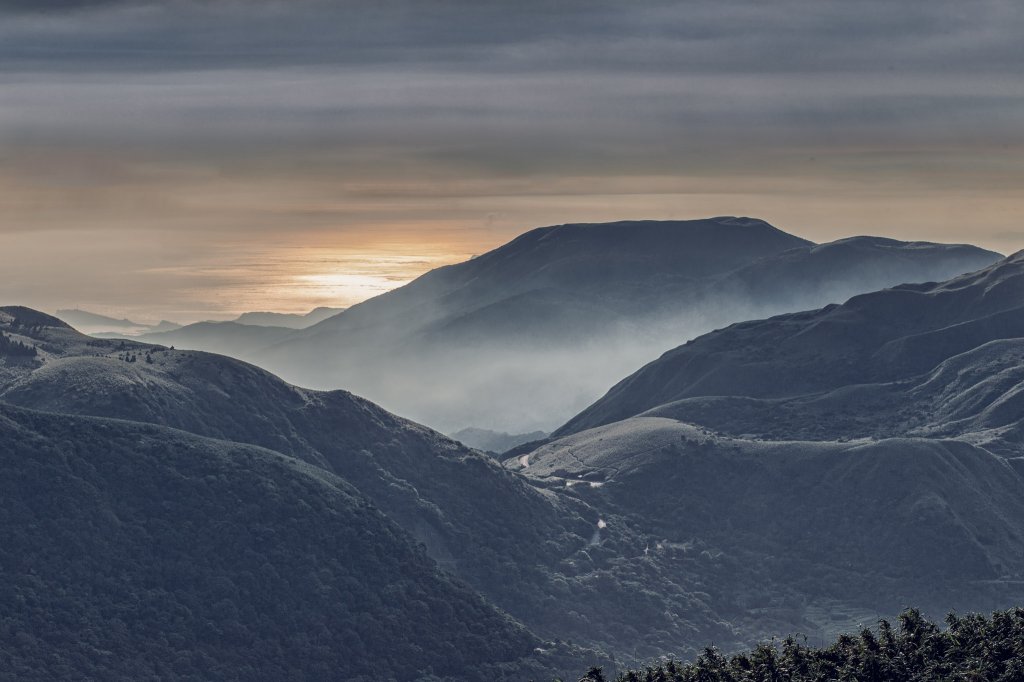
2,0,1022,321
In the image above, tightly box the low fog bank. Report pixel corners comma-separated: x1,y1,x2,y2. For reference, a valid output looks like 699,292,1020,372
449,427,548,455
255,277,973,434
110,223,1001,435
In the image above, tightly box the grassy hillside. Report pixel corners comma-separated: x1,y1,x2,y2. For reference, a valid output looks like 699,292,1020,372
0,404,551,681
1,307,730,663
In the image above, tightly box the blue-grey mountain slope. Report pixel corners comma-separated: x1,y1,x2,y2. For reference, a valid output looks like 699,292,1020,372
134,320,296,358
0,402,545,681
506,253,1024,653
0,306,746,664
558,250,1024,439
251,218,998,433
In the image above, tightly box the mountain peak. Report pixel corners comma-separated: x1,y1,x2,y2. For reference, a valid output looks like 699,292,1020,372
466,217,814,283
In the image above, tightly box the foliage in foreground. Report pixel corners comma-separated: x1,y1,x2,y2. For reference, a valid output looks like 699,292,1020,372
0,331,36,357
579,608,1024,682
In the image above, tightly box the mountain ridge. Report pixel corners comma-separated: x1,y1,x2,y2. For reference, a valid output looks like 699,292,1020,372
555,250,1024,438
249,218,999,432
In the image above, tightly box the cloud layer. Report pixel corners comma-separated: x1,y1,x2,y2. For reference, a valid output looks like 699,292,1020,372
2,0,1022,321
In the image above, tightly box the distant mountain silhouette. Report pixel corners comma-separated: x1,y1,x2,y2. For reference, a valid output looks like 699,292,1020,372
57,306,342,342
126,308,346,356
250,218,998,433
233,306,345,329
56,308,144,329
68,220,991,435
451,426,548,454
135,320,295,357
55,308,181,336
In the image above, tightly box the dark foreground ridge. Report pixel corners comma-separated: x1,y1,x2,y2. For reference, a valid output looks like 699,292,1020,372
0,403,550,681
577,608,1024,682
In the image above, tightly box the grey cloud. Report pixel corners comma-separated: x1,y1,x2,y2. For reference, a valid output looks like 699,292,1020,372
2,0,1023,322
0,1,1020,76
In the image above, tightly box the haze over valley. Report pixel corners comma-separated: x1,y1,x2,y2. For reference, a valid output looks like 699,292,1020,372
75,217,999,435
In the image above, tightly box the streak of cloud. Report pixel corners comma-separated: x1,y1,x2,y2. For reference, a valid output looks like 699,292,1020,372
1,0,1022,320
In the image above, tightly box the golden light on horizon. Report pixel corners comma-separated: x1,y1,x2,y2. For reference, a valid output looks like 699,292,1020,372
150,242,474,322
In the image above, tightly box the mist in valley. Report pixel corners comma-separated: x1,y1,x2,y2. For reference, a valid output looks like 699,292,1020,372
240,226,1001,436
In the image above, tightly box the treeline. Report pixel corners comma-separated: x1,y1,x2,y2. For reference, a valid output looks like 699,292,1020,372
0,332,37,357
578,608,1024,682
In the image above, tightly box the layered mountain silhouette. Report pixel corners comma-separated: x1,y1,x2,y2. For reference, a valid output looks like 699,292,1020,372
246,218,998,433
60,306,344,341
5,242,1024,676
232,306,345,329
67,219,993,435
451,426,548,454
119,308,345,357
56,308,181,336
134,320,296,358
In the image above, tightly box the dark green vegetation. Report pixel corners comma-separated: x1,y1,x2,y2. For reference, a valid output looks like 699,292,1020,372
0,405,541,681
0,306,595,680
0,331,36,357
0,305,790,664
583,608,1024,682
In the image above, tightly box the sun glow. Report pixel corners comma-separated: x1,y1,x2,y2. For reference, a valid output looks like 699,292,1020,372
290,270,415,302
153,241,473,322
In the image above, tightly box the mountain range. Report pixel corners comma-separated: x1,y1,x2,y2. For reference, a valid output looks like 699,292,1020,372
97,218,999,435
5,222,1024,678
232,307,346,329
507,250,1024,655
57,306,346,340
56,309,182,337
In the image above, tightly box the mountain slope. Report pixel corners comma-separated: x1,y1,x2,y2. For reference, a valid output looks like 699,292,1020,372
250,218,998,433
517,417,1024,581
0,306,736,662
504,252,1024,653
0,403,542,681
557,251,1024,438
